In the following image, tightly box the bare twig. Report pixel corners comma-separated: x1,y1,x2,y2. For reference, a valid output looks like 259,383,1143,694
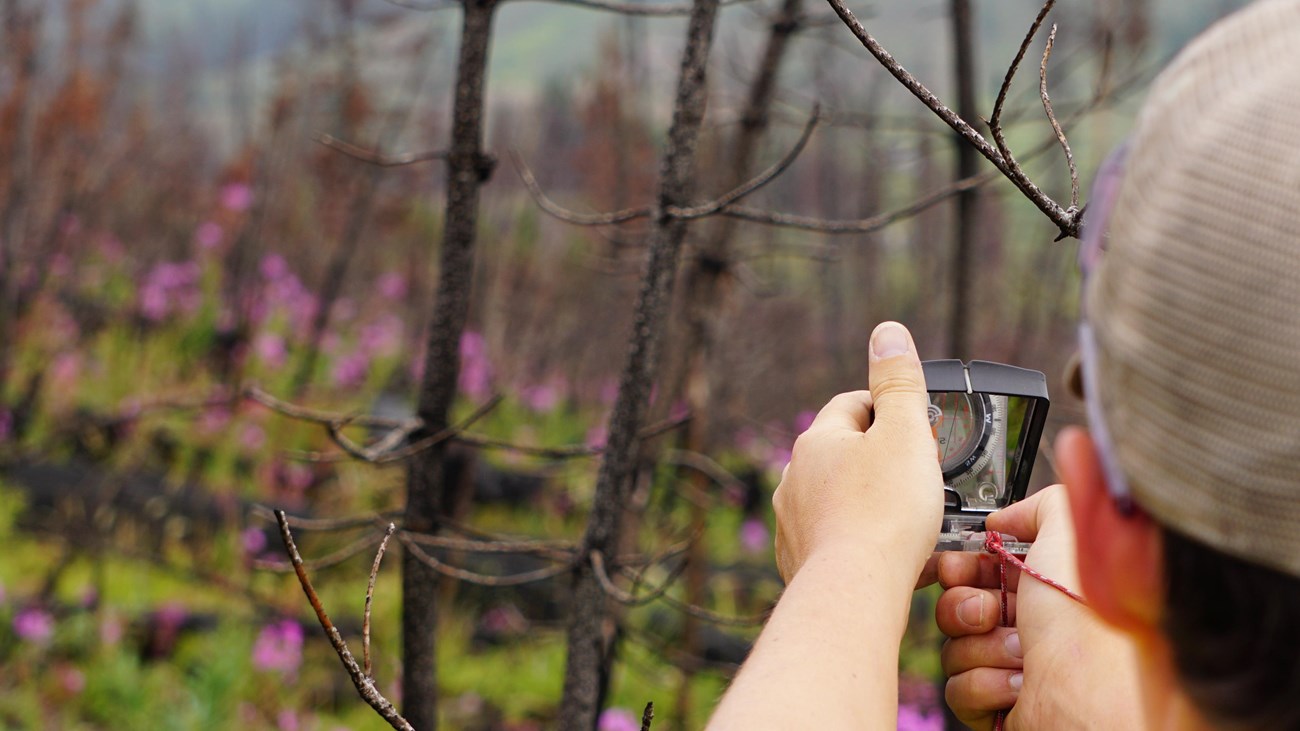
255,531,383,574
512,107,820,229
250,386,503,465
641,702,655,731
245,386,411,429
316,133,449,167
668,106,819,219
364,524,396,679
273,511,414,731
822,0,1079,238
511,150,653,226
387,0,746,13
720,167,994,233
1039,24,1077,212
249,505,402,532
590,549,689,607
399,529,575,561
663,448,748,493
989,0,1055,171
398,534,574,586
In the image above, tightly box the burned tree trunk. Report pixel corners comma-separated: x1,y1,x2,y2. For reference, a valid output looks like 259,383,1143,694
402,0,499,728
946,0,978,361
558,0,721,726
672,0,803,723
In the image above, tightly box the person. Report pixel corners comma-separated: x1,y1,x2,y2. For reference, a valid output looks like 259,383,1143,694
705,1,1300,728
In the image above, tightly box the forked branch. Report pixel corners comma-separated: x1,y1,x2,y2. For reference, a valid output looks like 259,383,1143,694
822,0,1081,238
274,511,414,731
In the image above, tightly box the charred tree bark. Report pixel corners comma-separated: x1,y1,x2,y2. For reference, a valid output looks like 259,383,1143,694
672,0,802,724
558,0,720,726
946,0,978,361
401,1,499,728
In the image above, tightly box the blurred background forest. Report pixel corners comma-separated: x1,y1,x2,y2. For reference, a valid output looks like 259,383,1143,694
0,0,1249,729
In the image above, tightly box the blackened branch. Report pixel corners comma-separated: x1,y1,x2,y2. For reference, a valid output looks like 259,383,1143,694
641,702,655,731
273,511,415,731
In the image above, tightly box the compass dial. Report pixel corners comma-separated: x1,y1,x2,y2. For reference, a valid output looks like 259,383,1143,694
928,392,993,482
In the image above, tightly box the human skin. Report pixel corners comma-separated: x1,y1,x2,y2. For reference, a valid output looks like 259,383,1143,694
706,321,945,730
935,485,1144,730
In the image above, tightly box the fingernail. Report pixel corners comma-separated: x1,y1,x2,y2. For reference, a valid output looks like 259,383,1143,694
1004,631,1023,659
870,322,910,360
957,595,984,627
1009,673,1024,691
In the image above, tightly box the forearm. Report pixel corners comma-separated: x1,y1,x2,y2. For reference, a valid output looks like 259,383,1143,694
707,543,915,730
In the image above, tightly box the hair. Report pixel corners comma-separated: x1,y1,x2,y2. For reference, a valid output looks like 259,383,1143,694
1161,525,1300,730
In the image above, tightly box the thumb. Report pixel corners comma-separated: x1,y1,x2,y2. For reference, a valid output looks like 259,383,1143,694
867,322,930,431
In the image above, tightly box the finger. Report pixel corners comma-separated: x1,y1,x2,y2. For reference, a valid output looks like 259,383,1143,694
940,627,1024,676
916,553,941,589
807,390,873,434
936,586,1017,638
866,322,930,432
945,668,1021,726
985,484,1068,541
938,551,1022,593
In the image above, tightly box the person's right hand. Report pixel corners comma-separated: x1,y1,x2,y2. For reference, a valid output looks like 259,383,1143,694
935,485,1144,730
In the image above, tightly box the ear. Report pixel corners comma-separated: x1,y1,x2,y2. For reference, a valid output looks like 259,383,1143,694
1054,427,1164,636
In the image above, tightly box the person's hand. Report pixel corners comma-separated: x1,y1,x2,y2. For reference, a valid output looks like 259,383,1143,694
772,321,944,586
935,486,1143,730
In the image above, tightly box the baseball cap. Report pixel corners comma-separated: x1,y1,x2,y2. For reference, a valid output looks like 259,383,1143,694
1082,0,1300,578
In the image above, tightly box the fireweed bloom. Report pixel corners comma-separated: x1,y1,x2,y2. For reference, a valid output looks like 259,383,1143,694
597,708,639,731
194,221,224,250
13,607,55,645
376,271,408,300
252,619,304,678
457,331,493,399
220,182,254,212
740,517,770,554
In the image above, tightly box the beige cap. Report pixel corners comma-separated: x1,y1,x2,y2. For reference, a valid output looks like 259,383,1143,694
1088,0,1300,578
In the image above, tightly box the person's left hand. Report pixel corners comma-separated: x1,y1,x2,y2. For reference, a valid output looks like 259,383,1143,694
773,321,945,585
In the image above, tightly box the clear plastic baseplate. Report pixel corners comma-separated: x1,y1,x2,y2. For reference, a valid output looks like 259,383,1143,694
936,514,1033,554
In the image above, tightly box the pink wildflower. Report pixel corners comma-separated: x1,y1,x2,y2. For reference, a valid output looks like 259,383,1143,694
376,271,408,300
240,424,266,451
523,383,561,413
253,332,288,368
332,352,370,389
252,619,304,678
740,517,770,554
793,409,817,434
13,607,55,644
897,703,943,731
241,527,268,556
195,221,224,250
597,708,639,731
221,182,254,212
